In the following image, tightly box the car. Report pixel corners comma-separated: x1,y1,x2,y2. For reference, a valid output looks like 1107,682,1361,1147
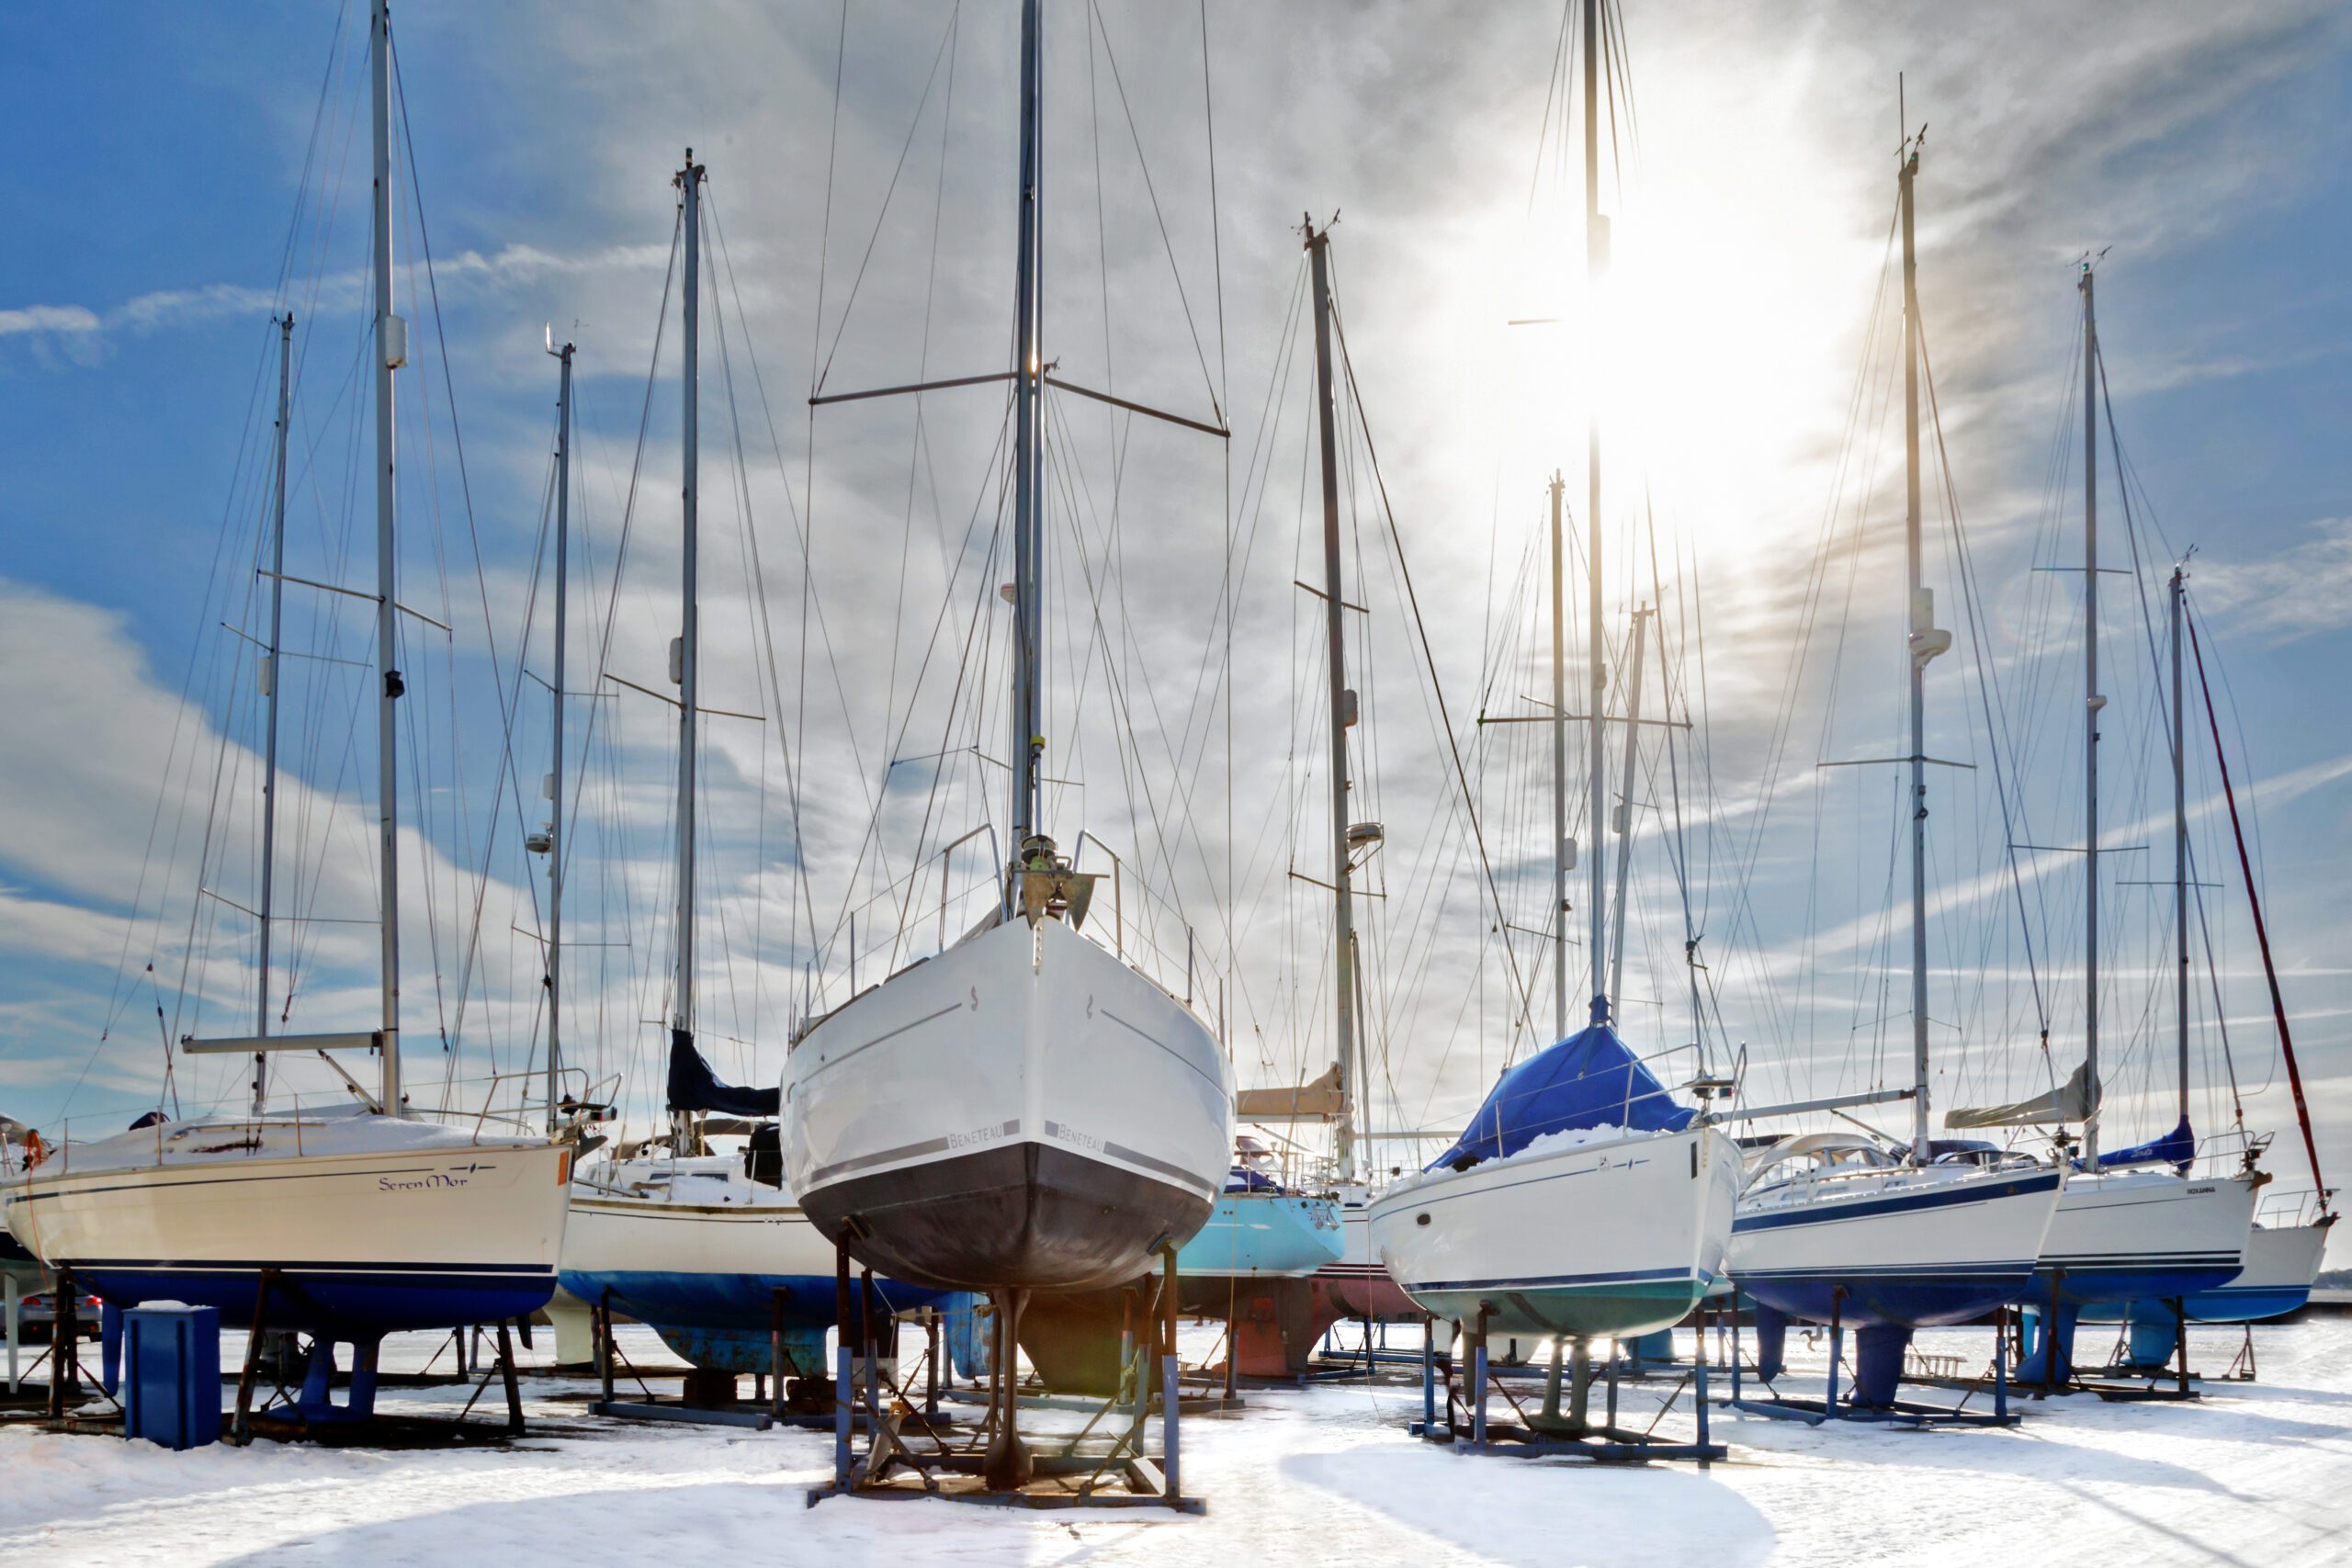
12,1291,102,1343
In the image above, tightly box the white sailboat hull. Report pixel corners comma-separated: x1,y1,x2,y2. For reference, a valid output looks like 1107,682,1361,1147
0,1114,571,1335
2032,1167,2257,1306
786,917,1232,1292
1367,1126,1740,1339
1728,1164,2063,1328
559,1157,950,1373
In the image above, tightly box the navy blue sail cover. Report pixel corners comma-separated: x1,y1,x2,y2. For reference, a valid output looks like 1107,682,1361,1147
2094,1117,2194,1171
1427,1021,1692,1173
1225,1165,1288,1194
666,1027,781,1118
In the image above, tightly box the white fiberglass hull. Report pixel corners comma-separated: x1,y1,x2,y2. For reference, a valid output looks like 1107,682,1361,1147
2032,1168,2257,1307
1368,1125,1740,1340
0,1112,571,1335
787,917,1232,1292
1728,1164,2063,1328
2082,1214,2331,1325
559,1155,950,1373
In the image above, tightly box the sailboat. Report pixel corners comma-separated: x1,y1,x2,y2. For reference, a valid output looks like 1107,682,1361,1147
1722,127,2063,1408
1368,0,1740,1411
552,164,945,1385
2080,569,2335,1345
782,0,1233,1452
1965,263,2256,1384
0,0,571,1418
1168,217,1396,1378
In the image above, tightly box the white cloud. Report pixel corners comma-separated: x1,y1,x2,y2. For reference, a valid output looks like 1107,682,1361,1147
2194,517,2352,644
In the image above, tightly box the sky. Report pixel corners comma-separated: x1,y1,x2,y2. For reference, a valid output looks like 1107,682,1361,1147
2,1,2347,1249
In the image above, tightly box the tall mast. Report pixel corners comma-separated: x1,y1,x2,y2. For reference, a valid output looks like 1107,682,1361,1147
672,152,704,1153
369,0,402,1113
1007,0,1046,858
254,311,293,1115
548,338,574,1135
1548,472,1568,1043
2169,565,2188,1134
1899,132,1932,1161
2080,260,2102,1166
1606,606,1650,1011
1582,0,1608,1029
1306,220,1360,1180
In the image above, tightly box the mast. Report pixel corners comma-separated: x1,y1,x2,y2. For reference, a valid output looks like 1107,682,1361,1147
1548,473,1569,1042
2170,565,2188,1134
1582,0,1608,1029
672,152,704,1154
1007,0,1046,859
2188,608,2331,1205
369,0,402,1113
254,311,293,1115
1899,132,1932,1161
1605,606,1649,1011
1306,219,1360,1180
548,338,573,1135
2080,260,2102,1166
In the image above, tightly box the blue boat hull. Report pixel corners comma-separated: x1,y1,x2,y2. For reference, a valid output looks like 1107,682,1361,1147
1735,1268,2037,1331
78,1262,558,1337
560,1268,949,1376
1176,1191,1343,1279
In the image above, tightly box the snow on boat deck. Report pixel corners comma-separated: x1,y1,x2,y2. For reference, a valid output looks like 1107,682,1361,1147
4,1317,2347,1565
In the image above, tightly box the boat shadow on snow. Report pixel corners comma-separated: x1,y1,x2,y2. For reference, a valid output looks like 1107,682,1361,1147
1280,1446,1776,1568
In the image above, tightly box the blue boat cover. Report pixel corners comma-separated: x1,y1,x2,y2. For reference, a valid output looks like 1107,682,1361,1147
2093,1117,2194,1171
1225,1166,1288,1194
1426,1021,1692,1172
665,1027,781,1118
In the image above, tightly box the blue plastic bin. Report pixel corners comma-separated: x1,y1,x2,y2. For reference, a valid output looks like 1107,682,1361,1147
122,1304,221,1450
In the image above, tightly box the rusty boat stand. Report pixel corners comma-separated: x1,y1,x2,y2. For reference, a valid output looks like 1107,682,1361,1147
806,1239,1204,1512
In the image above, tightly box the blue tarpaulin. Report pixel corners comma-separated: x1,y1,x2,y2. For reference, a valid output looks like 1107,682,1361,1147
1426,1021,1692,1172
665,1028,781,1118
2092,1117,2194,1171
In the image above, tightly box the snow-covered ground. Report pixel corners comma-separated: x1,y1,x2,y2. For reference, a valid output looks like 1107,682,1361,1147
3,1315,2347,1565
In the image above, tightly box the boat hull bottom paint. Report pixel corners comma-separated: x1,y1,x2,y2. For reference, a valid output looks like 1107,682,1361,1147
74,1264,556,1337
1017,1278,1169,1397
555,1269,850,1378
800,1138,1210,1294
1177,1273,1321,1379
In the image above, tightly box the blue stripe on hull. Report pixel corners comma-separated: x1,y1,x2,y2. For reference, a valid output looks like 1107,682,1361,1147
78,1265,556,1336
1736,1269,2037,1330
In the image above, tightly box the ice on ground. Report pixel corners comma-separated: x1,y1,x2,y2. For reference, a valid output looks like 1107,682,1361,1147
4,1317,2349,1565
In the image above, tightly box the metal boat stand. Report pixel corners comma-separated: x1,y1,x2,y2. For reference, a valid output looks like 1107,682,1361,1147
1720,1295,2018,1428
585,1285,805,1430
808,1243,1204,1512
1410,1309,1725,1465
2075,1299,2200,1403
2222,1322,2259,1382
229,1268,526,1445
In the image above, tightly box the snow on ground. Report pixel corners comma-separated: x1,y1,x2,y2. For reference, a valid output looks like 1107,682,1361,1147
3,1316,2347,1566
